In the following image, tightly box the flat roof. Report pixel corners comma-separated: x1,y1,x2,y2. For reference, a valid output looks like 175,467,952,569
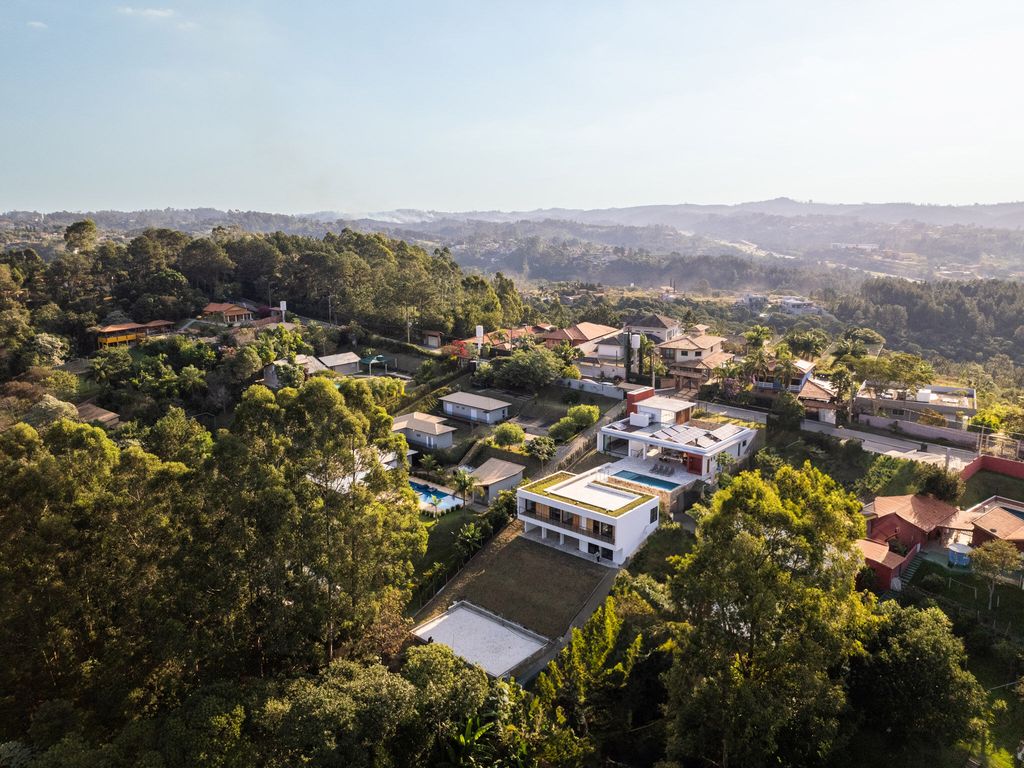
637,395,694,412
440,391,512,411
318,352,360,367
521,470,655,517
412,601,547,677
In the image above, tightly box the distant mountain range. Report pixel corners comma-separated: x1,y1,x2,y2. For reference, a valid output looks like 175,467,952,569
314,197,1024,230
6,198,1024,283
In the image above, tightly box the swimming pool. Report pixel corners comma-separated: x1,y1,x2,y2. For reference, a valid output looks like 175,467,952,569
410,480,462,511
612,470,681,492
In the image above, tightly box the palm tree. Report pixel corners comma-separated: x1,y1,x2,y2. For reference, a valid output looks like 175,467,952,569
773,345,800,392
741,346,770,384
420,454,440,476
743,325,773,351
449,468,478,507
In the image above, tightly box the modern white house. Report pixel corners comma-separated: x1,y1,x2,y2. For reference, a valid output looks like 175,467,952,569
440,391,512,424
517,467,660,565
318,351,361,375
392,411,457,450
596,394,757,511
470,457,526,503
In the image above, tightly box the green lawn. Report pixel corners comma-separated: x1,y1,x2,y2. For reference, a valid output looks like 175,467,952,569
767,430,921,498
416,506,478,575
962,469,1024,508
417,526,609,639
909,559,1024,628
627,523,695,583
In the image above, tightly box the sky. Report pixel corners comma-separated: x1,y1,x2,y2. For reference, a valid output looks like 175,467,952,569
3,0,1024,213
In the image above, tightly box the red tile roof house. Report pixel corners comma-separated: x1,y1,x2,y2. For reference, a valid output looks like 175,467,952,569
861,494,966,551
451,325,554,360
202,302,254,324
536,322,620,353
855,538,915,591
965,496,1024,553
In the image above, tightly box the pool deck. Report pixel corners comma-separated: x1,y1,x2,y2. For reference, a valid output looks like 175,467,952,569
410,476,460,511
605,456,701,491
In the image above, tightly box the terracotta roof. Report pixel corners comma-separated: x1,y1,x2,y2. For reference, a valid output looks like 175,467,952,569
870,494,959,533
973,507,1024,542
203,302,249,315
143,319,174,327
856,538,906,569
97,322,144,333
799,378,837,403
672,350,734,371
539,322,619,343
76,402,120,427
392,411,456,436
623,312,679,330
470,457,525,486
657,333,725,351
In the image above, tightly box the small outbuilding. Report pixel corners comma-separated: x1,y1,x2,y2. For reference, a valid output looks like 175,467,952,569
440,391,511,424
470,458,526,503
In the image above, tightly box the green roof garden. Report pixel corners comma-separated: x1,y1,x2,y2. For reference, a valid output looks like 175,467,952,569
520,471,656,518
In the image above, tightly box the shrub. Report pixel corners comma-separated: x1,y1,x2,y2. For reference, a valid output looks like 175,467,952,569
548,416,578,443
567,404,599,429
920,573,946,591
493,422,525,447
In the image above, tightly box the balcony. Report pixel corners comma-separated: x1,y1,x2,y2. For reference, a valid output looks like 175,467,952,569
520,507,614,543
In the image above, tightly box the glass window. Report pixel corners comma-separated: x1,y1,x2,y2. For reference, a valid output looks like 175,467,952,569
649,506,658,524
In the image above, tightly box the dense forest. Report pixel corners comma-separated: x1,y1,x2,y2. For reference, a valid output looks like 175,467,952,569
833,277,1024,364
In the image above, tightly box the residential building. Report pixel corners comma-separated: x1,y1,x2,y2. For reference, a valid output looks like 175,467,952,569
536,322,620,355
440,391,511,424
318,352,361,375
451,325,554,360
263,354,329,389
470,457,526,503
421,330,444,349
76,402,121,429
855,538,916,591
597,392,757,511
622,312,682,343
517,467,660,564
797,378,839,424
95,319,175,348
854,384,977,429
202,302,254,324
861,494,965,550
656,326,733,390
752,358,815,393
964,496,1024,553
392,411,457,450
777,296,823,316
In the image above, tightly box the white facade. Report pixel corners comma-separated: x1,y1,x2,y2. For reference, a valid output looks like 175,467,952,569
517,468,660,565
598,399,756,482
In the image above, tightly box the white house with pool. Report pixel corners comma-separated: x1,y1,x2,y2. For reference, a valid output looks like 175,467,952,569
596,394,757,512
517,468,660,565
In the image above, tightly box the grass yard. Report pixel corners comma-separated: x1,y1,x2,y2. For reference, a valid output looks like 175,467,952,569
417,522,609,638
627,523,695,583
767,430,920,498
567,450,617,474
909,559,1024,628
416,506,479,576
962,469,1024,508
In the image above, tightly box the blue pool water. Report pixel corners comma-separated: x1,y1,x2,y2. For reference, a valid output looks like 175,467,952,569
613,470,681,492
410,480,461,511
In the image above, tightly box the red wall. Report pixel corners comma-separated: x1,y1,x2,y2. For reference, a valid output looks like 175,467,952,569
625,387,655,415
868,515,928,551
960,455,1024,482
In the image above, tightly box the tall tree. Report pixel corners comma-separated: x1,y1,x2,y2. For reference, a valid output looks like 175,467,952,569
665,464,868,768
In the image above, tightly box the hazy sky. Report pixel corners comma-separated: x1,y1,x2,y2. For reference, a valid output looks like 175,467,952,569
3,0,1024,213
